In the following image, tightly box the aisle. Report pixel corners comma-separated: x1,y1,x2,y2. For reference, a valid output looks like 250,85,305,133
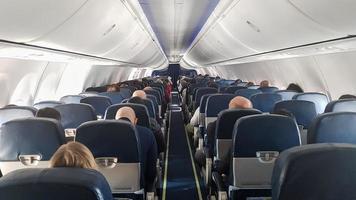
162,109,205,200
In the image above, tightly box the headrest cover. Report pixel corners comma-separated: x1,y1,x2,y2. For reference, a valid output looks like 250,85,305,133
205,94,235,116
0,118,65,160
216,109,262,140
293,92,329,114
275,90,298,100
251,93,282,113
0,106,37,125
76,120,140,163
60,95,85,104
233,114,300,157
235,89,262,99
0,168,113,200
54,104,97,129
80,96,112,116
272,143,356,200
308,112,356,144
324,99,356,113
104,103,150,128
274,100,317,128
33,101,64,109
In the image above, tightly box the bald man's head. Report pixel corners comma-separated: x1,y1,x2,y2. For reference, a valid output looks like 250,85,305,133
229,96,252,109
143,87,152,91
132,90,147,99
115,107,138,125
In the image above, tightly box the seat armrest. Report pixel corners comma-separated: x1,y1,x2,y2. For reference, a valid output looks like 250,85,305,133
212,172,228,200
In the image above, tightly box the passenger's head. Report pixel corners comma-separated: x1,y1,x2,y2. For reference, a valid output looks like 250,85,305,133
260,80,269,88
50,142,97,169
339,94,356,100
36,108,61,121
286,83,304,93
246,82,254,87
207,82,219,89
106,84,119,92
228,96,252,109
132,90,147,99
143,87,153,91
115,106,138,125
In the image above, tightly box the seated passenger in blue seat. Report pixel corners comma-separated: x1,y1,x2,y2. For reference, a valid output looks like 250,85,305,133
36,107,61,121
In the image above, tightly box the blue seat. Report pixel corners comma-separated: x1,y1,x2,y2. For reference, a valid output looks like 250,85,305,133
0,168,112,200
0,118,65,175
293,92,329,114
324,99,356,112
128,98,156,118
194,87,218,109
274,100,317,129
248,85,260,89
218,87,227,93
224,86,246,94
235,89,262,99
146,95,159,117
105,103,150,128
60,95,85,104
33,101,64,109
76,120,142,196
272,143,356,200
118,87,132,99
308,112,356,144
54,103,97,129
99,92,124,104
275,90,298,100
144,89,162,105
228,114,300,199
80,96,112,117
0,106,37,125
251,93,282,113
258,86,279,93
205,94,235,127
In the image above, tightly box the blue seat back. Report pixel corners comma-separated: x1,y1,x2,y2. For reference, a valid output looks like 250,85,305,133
60,95,85,104
146,95,159,116
251,93,282,113
33,101,64,109
127,98,155,118
118,87,132,99
274,100,317,129
0,168,113,200
272,143,356,200
144,89,162,105
248,85,260,89
258,86,279,93
194,87,218,108
0,106,37,125
54,104,97,129
308,112,356,144
80,96,112,117
235,89,262,99
275,90,298,100
324,99,356,112
99,92,124,104
199,94,213,114
225,86,247,94
293,92,329,114
105,103,150,128
205,94,235,117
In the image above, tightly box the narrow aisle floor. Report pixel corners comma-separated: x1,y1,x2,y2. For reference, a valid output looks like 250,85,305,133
162,109,205,200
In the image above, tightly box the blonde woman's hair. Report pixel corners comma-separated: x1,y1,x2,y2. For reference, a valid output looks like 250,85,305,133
50,142,97,169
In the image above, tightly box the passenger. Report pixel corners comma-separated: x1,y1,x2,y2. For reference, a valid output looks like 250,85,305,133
106,84,120,92
286,83,304,93
36,107,61,121
246,81,254,87
195,96,253,167
115,107,158,187
132,90,147,99
339,94,356,100
259,80,269,88
50,142,97,169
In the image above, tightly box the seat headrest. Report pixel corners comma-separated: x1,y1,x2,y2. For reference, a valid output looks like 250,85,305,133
117,87,132,99
324,99,356,113
195,87,218,108
0,106,37,125
216,109,262,139
275,90,298,100
293,92,329,114
54,104,97,129
233,114,300,157
105,103,150,128
0,118,65,160
234,89,262,99
0,168,112,200
33,101,64,109
80,96,112,116
76,120,140,163
199,94,214,113
308,112,356,144
251,93,282,113
258,86,279,93
99,92,124,104
272,143,356,200
224,86,246,94
274,100,317,128
205,94,236,117
60,95,85,104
